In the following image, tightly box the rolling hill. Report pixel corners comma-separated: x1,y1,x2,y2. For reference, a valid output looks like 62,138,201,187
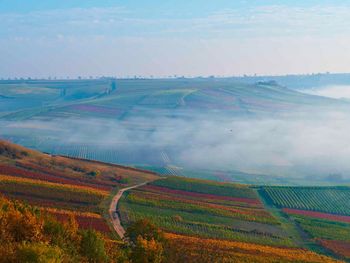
0,140,347,262
0,139,159,236
1,78,349,185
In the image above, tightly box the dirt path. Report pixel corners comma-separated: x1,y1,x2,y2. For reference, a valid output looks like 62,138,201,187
109,182,149,239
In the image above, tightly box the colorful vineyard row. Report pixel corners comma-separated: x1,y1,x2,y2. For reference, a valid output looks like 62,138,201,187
318,239,350,259
164,233,339,263
152,176,258,199
119,177,291,246
283,208,350,223
0,175,107,213
20,162,119,188
0,164,113,191
0,174,108,197
291,215,350,243
45,209,112,235
127,189,275,224
144,184,261,206
5,192,102,213
121,204,292,247
262,186,350,216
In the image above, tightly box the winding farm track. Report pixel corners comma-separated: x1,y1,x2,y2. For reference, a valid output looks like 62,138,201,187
109,182,149,239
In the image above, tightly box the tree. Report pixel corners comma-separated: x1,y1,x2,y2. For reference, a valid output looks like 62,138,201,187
125,219,165,262
130,236,163,263
125,219,164,246
0,203,44,243
80,229,108,263
88,170,101,178
15,242,63,263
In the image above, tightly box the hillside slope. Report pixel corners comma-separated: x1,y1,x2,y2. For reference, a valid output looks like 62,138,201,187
2,79,349,185
0,140,159,236
0,141,347,262
0,78,346,120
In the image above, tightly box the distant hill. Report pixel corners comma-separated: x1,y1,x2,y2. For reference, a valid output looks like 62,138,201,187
1,78,350,185
0,78,346,120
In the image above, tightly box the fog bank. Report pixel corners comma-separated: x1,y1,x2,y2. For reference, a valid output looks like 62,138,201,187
2,108,350,183
301,85,350,99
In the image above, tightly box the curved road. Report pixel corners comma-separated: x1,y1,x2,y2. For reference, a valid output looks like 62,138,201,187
109,182,149,239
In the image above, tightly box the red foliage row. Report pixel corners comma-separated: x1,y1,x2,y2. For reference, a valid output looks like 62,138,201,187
144,185,261,205
3,192,96,211
22,163,118,187
319,239,350,258
0,164,112,191
283,208,350,223
49,212,112,234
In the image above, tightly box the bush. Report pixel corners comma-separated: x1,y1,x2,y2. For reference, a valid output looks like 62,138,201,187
125,219,164,246
80,229,108,263
15,242,63,263
88,170,101,178
130,236,163,263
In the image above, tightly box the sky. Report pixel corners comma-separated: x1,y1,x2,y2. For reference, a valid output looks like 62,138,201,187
1,0,350,78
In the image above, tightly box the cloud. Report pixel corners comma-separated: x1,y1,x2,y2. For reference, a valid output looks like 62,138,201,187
2,4,350,39
2,3,350,77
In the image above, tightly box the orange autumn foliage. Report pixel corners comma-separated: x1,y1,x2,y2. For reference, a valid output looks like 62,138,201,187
0,174,109,196
164,233,342,263
0,198,44,243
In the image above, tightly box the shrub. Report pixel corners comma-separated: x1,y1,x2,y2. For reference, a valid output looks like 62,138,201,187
80,229,108,263
88,170,101,178
125,219,164,246
130,236,163,263
15,242,63,263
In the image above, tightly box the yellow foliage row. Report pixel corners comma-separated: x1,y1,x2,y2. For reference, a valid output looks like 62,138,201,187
0,174,108,196
165,233,342,263
41,207,102,219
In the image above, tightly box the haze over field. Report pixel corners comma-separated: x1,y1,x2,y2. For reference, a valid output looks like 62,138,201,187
1,77,350,184
301,85,350,99
2,109,350,181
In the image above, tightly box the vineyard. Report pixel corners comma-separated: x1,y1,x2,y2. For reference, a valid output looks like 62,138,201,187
44,208,112,235
262,186,350,215
283,208,350,223
152,176,259,199
119,176,294,246
0,174,107,212
291,215,350,242
164,233,339,263
1,140,350,262
319,240,350,260
0,164,114,191
284,214,350,260
0,140,159,235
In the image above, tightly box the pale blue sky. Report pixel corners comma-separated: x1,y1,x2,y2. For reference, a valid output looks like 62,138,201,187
1,1,350,78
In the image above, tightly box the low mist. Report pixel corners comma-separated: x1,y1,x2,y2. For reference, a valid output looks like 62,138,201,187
2,107,350,183
301,85,350,99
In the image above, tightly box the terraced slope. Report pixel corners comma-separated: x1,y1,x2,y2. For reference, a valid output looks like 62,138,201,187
261,186,350,261
0,140,159,236
262,186,350,216
165,233,340,263
119,176,294,246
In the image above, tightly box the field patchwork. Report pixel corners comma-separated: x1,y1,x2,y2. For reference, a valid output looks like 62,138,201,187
262,186,350,216
119,176,294,246
165,233,340,263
